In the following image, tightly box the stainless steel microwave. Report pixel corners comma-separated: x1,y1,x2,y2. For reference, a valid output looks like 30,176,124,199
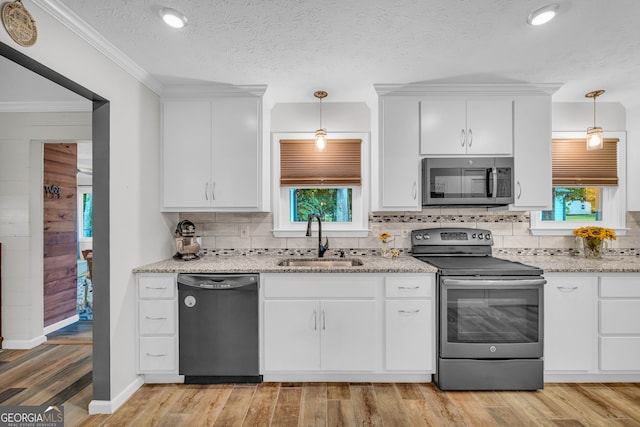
422,157,514,206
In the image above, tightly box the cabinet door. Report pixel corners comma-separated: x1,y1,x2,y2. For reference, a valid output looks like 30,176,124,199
511,96,552,210
420,96,466,155
211,97,260,208
380,96,421,210
465,98,513,155
162,100,212,208
321,300,377,371
385,299,432,371
544,275,596,372
263,300,320,371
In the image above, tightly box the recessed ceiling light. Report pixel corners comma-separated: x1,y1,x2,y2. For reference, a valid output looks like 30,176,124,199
159,7,188,29
527,4,559,26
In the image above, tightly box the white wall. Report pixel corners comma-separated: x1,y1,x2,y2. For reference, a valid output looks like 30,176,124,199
0,4,172,406
552,102,626,131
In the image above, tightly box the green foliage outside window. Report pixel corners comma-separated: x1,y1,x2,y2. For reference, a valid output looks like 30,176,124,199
291,188,352,222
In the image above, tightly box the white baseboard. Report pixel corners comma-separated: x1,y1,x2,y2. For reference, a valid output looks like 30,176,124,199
88,376,144,415
43,315,80,335
2,335,47,349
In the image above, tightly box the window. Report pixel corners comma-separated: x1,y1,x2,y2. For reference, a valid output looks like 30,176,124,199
530,131,627,236
272,132,369,237
77,185,93,242
290,188,352,222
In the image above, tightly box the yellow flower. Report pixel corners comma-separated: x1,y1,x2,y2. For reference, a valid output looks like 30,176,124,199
572,226,616,241
379,231,394,243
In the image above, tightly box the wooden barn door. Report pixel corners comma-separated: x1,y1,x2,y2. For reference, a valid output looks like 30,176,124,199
43,143,77,327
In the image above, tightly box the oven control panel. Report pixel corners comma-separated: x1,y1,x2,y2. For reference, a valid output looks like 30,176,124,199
412,227,493,246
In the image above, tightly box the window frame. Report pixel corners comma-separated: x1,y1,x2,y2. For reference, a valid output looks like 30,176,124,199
272,132,370,237
530,131,627,236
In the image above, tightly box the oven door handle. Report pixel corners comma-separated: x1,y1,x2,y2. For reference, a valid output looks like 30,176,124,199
441,278,547,287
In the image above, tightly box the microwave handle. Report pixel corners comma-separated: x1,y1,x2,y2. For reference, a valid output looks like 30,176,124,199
485,167,497,197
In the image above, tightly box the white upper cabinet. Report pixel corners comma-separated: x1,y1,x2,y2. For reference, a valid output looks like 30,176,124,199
420,96,513,156
378,96,421,211
511,95,553,210
161,85,266,211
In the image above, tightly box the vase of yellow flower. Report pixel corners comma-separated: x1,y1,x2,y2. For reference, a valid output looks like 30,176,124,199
379,231,394,258
573,226,616,259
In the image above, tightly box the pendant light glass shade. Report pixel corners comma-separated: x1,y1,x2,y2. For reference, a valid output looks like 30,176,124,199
585,90,605,151
586,126,604,151
314,91,328,151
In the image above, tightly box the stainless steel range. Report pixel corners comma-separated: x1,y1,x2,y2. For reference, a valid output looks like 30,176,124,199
411,227,546,391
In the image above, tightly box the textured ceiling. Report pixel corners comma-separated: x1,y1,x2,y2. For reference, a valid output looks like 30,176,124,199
22,1,640,106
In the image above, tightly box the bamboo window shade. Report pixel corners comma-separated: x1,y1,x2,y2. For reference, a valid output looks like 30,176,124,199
552,138,618,186
280,139,362,186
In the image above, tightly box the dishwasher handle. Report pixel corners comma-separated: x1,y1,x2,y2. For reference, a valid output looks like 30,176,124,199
178,274,258,290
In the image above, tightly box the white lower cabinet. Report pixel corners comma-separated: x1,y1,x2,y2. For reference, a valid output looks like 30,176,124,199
544,272,640,381
263,299,377,371
136,274,179,375
262,273,435,381
544,274,597,372
384,275,434,371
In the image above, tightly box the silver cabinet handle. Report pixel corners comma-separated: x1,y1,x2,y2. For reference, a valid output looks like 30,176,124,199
557,286,579,292
145,286,168,290
460,129,466,147
517,181,522,199
398,309,421,314
322,310,326,330
145,353,168,358
412,181,417,200
313,309,317,330
145,316,168,320
205,182,209,201
468,129,473,147
398,285,420,290
211,181,216,201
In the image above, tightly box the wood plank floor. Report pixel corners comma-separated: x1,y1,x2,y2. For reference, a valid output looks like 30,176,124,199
1,340,639,426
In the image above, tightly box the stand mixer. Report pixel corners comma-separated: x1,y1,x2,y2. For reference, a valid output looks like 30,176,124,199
174,220,200,261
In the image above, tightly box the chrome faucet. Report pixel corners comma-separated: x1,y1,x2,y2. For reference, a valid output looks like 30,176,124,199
306,213,329,258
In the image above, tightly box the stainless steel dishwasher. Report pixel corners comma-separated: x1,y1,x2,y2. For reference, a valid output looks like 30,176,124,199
177,273,261,384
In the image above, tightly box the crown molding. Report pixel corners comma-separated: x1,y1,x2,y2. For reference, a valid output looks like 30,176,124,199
0,101,92,112
31,0,164,95
162,84,268,99
374,83,563,96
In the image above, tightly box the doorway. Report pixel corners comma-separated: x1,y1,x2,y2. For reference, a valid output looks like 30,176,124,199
0,41,111,401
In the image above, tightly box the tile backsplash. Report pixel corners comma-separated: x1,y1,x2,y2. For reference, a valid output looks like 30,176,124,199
180,209,640,255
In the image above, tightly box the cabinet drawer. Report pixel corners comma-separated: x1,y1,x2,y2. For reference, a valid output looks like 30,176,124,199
263,274,379,298
600,337,640,371
139,300,176,335
139,275,176,299
139,337,177,372
385,275,433,298
600,300,640,334
600,276,640,297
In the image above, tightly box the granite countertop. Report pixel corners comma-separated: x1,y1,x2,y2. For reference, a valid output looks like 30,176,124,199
133,254,437,274
133,253,640,275
497,254,640,273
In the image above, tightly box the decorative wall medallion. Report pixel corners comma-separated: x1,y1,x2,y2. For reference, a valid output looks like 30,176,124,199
2,0,37,47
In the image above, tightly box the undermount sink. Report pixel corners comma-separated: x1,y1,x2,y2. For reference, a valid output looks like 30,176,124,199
277,258,364,267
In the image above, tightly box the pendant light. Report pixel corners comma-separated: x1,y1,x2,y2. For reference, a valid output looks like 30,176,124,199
314,90,328,151
585,90,605,151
